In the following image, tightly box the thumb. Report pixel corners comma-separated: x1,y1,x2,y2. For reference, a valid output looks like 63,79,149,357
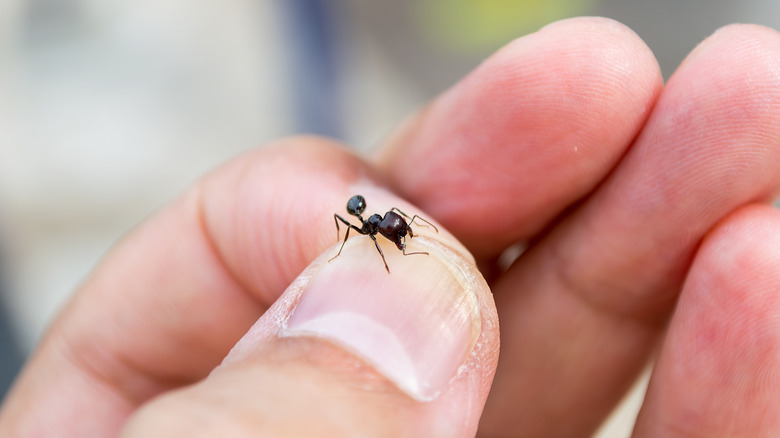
121,194,499,437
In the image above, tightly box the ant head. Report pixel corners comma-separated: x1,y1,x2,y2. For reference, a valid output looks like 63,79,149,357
346,195,366,216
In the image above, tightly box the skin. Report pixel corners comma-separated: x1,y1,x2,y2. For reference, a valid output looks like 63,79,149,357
2,16,780,437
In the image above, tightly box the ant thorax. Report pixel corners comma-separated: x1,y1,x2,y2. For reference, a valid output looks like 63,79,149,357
367,214,382,227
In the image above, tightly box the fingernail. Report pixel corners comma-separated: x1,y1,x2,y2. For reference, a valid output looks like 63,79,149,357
283,235,481,401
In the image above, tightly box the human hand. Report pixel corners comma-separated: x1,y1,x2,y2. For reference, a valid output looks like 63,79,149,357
2,17,780,437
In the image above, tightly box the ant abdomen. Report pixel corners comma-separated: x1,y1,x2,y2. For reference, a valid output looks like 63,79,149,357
378,212,407,248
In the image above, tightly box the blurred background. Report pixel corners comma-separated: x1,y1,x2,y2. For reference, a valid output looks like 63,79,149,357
1,1,780,435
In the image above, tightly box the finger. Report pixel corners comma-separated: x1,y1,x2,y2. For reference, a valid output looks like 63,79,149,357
633,205,780,437
0,138,420,436
121,202,498,437
377,17,663,259
480,24,780,437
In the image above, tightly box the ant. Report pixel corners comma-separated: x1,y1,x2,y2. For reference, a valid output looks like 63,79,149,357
329,195,439,273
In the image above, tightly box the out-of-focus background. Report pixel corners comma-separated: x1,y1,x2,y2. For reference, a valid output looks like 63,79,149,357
1,1,779,435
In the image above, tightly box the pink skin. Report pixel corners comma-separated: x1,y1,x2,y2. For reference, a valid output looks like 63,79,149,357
381,19,780,437
378,18,663,258
634,205,780,437
2,17,780,437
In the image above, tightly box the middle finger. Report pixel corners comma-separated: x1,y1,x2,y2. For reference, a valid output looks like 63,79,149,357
376,17,663,260
482,24,780,437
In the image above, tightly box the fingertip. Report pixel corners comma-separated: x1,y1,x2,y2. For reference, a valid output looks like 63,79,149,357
691,22,780,63
668,22,780,136
515,16,663,132
378,17,662,258
489,16,662,119
635,204,780,437
539,16,662,78
683,204,780,353
700,204,780,271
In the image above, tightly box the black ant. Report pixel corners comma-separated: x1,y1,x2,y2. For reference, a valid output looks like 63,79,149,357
329,195,439,273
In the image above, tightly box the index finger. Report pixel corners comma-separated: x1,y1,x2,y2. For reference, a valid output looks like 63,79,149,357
376,17,663,259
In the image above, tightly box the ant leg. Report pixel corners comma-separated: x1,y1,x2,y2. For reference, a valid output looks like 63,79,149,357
401,239,429,257
329,215,364,263
390,208,439,233
333,214,353,242
368,234,390,274
407,215,438,233
328,226,351,263
389,207,411,219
